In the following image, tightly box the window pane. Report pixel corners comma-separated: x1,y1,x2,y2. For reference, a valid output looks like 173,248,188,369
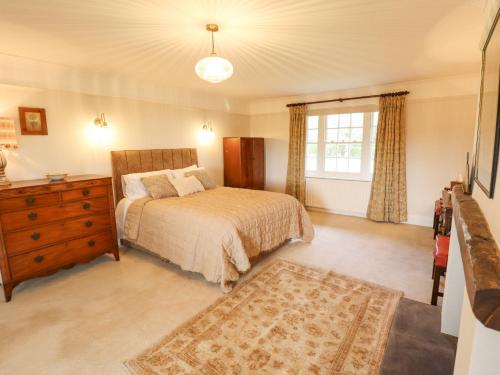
372,112,379,126
307,129,318,143
370,125,377,143
307,116,319,129
327,114,338,128
349,159,361,173
337,144,348,158
351,112,363,127
371,115,378,143
306,143,317,172
306,158,317,171
349,143,362,158
326,128,338,142
325,144,337,158
306,143,317,157
338,128,350,142
339,113,350,126
350,128,363,142
325,158,336,171
337,158,348,172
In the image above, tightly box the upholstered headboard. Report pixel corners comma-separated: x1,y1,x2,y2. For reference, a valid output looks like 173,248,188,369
110,148,198,204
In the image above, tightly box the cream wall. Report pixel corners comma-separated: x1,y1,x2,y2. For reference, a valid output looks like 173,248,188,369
470,0,500,240
406,95,477,224
443,1,500,374
249,75,478,226
474,183,500,241
0,84,250,185
248,111,289,192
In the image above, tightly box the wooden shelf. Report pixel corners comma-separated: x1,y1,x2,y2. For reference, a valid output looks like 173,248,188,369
452,186,500,331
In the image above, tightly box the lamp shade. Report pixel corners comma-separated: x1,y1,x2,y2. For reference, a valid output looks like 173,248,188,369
195,55,233,83
0,118,18,148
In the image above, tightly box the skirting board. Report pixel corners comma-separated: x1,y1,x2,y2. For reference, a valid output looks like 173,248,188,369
306,206,432,227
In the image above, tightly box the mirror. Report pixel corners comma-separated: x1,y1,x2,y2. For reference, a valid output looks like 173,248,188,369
476,10,500,198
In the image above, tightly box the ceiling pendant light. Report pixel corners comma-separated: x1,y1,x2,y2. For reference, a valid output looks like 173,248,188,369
195,24,233,83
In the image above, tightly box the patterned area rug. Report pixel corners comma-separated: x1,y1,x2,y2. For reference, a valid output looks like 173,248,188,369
125,259,402,375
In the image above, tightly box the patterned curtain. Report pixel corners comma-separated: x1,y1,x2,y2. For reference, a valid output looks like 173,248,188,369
285,104,307,204
367,95,407,223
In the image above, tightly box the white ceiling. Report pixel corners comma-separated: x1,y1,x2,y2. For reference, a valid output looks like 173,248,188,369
0,0,485,99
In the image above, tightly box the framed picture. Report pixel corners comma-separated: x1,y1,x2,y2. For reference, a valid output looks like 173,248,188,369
475,9,500,198
19,107,48,135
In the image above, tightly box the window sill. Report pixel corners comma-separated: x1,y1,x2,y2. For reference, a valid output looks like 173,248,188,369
305,176,372,183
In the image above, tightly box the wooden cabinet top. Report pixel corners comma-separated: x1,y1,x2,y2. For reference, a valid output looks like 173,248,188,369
0,175,111,198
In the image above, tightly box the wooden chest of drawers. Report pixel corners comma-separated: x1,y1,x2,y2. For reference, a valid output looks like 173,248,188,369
0,175,119,301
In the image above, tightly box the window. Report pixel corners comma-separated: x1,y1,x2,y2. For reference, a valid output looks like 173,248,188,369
306,110,379,180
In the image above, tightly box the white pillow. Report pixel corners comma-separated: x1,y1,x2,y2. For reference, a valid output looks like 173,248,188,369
171,175,205,197
170,164,199,179
122,169,171,200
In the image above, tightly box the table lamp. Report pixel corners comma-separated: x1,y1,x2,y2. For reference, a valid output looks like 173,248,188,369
0,118,18,186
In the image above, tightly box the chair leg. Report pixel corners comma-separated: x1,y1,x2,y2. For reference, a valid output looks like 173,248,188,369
431,267,443,305
431,259,435,279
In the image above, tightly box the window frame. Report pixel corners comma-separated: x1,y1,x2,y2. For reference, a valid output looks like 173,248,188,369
305,110,378,181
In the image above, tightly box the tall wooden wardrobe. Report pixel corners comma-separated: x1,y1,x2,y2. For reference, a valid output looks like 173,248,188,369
223,137,265,190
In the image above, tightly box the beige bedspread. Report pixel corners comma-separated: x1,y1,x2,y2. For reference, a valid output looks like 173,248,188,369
123,187,314,291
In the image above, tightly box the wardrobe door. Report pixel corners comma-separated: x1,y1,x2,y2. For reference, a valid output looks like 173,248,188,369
240,138,253,188
223,138,243,187
251,138,265,190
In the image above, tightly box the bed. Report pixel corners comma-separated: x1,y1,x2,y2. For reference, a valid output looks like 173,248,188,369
111,148,314,291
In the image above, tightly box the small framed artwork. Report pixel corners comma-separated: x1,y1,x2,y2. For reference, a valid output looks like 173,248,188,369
19,107,48,135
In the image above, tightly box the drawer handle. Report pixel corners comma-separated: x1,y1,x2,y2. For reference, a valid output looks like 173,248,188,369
83,203,91,210
28,212,38,220
26,196,36,205
88,239,96,247
82,189,90,196
85,220,93,228
31,232,41,241
34,255,44,264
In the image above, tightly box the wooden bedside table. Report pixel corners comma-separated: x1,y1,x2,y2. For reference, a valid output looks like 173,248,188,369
0,175,119,301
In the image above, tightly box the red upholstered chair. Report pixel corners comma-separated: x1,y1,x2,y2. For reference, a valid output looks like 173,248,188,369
431,235,450,305
433,199,442,239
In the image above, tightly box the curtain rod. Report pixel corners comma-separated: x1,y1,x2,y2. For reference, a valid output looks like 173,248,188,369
286,90,410,107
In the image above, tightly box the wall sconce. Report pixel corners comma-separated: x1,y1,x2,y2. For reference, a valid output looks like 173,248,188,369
94,113,108,128
87,112,113,146
199,121,215,143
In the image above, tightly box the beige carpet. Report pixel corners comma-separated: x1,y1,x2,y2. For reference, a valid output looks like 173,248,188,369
126,259,402,375
0,212,433,375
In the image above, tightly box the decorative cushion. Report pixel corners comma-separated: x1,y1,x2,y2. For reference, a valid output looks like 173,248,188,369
171,175,205,197
141,174,178,199
185,169,216,189
170,164,198,179
122,169,171,200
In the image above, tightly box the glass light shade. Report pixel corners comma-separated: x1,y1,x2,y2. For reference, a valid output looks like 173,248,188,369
195,55,233,83
199,128,215,143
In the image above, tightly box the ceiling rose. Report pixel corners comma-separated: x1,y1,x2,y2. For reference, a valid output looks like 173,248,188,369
195,24,233,83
